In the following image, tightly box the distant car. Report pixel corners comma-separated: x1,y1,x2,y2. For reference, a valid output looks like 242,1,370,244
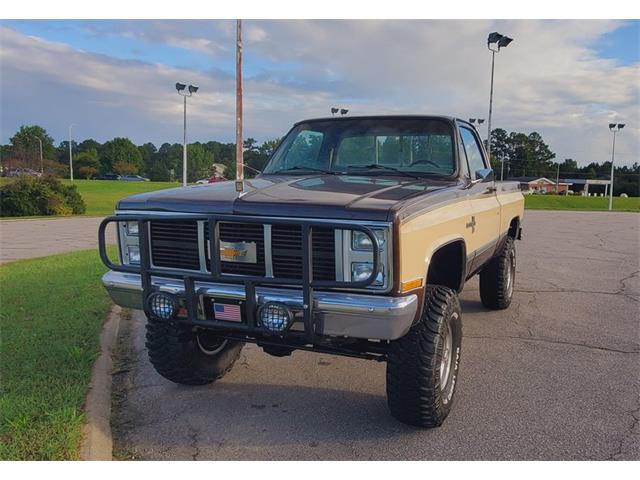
4,167,41,177
208,175,226,183
96,173,122,181
121,175,150,182
195,179,209,185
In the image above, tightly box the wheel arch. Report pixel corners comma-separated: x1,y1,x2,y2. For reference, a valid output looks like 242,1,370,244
425,238,467,293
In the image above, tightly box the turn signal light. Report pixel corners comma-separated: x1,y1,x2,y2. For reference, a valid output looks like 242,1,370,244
400,278,424,293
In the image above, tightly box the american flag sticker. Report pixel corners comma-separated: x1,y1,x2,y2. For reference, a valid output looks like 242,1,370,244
213,302,242,322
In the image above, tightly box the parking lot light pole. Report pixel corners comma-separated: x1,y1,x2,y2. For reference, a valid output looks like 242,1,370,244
176,82,199,187
608,123,625,211
33,136,43,174
486,32,513,165
68,124,76,181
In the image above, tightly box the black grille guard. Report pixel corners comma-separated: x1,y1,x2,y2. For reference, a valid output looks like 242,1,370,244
98,214,381,343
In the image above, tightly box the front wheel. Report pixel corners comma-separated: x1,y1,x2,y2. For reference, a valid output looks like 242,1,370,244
386,285,462,428
145,316,244,385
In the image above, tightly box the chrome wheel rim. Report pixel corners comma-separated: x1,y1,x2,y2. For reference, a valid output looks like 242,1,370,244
196,332,227,355
440,321,453,388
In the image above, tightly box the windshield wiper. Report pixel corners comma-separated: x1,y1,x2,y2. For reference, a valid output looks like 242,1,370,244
269,166,342,175
346,164,425,180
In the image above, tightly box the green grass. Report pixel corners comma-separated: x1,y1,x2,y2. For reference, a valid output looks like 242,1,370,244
0,248,116,460
0,178,179,217
524,195,639,212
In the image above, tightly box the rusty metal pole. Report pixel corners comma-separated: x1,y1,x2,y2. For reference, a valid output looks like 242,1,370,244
235,19,244,189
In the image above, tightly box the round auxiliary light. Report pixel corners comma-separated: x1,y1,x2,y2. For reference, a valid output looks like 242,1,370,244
147,292,177,320
258,302,294,333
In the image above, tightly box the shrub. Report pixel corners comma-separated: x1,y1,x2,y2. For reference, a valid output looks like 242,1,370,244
0,175,86,217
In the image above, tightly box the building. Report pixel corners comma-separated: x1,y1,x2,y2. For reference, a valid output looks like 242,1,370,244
509,177,572,194
561,178,612,197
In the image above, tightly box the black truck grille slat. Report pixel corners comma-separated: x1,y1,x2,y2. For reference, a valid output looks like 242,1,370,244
150,220,200,270
272,225,336,280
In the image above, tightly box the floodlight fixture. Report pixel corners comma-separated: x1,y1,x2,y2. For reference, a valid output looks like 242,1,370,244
175,82,186,92
188,85,199,94
331,107,339,116
340,109,349,116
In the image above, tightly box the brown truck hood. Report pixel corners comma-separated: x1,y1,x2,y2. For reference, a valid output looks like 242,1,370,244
116,175,459,221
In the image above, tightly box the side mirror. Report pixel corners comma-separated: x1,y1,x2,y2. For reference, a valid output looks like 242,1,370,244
475,168,494,182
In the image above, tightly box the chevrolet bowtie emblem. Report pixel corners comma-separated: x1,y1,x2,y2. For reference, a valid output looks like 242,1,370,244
220,247,247,258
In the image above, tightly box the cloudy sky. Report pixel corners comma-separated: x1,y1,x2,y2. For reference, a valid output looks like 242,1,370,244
0,19,638,166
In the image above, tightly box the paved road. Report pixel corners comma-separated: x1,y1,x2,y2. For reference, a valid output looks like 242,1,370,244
0,217,116,263
112,211,639,460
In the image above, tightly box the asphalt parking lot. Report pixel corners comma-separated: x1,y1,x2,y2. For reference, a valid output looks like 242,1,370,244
111,210,639,460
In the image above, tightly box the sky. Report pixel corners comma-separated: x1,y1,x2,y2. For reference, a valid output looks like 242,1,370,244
0,19,638,167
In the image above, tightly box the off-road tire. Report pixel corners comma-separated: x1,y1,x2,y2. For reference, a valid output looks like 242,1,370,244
479,236,516,310
386,285,462,428
145,315,243,385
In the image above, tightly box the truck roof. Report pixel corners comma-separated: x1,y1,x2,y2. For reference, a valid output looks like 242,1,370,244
293,114,460,126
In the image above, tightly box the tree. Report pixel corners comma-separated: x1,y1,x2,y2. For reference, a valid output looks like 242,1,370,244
113,160,139,175
75,148,100,179
101,137,142,174
186,143,214,182
9,125,56,170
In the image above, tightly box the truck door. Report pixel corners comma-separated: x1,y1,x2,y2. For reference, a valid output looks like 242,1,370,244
458,124,501,274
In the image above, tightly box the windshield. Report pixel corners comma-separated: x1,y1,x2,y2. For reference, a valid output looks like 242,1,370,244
263,118,455,177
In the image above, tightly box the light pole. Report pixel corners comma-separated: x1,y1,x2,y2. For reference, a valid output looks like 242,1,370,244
68,124,76,181
176,82,199,187
608,123,625,211
33,136,43,174
486,32,513,165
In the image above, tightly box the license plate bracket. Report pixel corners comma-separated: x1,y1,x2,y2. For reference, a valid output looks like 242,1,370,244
203,297,245,323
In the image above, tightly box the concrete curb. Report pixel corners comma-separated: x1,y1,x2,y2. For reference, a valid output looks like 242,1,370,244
80,305,122,460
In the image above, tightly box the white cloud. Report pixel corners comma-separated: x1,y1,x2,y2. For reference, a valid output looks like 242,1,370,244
1,20,638,167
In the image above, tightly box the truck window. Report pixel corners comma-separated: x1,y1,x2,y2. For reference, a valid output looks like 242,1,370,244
459,127,486,178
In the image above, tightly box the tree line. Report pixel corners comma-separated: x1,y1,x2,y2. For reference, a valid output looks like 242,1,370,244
0,125,279,182
1,124,637,195
489,128,639,196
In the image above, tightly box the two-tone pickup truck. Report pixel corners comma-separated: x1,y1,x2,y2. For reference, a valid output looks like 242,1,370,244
99,115,523,427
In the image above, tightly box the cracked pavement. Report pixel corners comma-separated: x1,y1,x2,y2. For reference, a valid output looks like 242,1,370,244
112,210,639,460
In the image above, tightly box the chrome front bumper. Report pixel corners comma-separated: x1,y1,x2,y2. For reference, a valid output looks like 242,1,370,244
102,271,418,340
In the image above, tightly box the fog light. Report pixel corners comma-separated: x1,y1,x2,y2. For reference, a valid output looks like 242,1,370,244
258,302,293,333
127,246,140,265
147,292,177,320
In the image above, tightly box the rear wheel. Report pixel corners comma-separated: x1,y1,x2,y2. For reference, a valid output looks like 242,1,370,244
386,285,462,428
479,236,516,310
145,316,243,385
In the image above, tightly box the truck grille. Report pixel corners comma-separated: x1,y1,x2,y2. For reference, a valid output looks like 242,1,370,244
272,225,336,280
150,220,200,271
147,219,337,280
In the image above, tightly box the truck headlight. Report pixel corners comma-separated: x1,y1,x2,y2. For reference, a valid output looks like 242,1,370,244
125,221,139,236
127,246,141,265
352,229,385,251
351,262,384,286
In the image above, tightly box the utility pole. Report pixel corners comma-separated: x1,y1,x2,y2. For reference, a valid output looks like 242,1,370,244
33,136,43,174
555,163,560,194
68,124,76,181
235,19,244,189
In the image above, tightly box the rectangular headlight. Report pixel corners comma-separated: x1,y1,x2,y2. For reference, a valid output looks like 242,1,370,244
125,221,139,236
352,229,385,251
351,262,384,286
127,246,141,265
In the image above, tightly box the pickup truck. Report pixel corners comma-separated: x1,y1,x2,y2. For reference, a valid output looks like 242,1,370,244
99,115,524,428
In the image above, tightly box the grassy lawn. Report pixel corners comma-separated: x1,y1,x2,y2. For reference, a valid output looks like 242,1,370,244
0,248,115,460
0,178,179,217
524,195,639,212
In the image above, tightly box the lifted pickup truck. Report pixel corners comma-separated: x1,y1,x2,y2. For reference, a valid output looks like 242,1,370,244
99,115,523,427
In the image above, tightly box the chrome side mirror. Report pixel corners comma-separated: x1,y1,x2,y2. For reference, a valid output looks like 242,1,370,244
468,168,494,186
